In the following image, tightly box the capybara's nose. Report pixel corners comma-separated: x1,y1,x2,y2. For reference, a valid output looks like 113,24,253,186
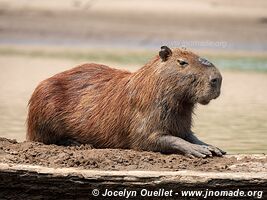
209,75,221,87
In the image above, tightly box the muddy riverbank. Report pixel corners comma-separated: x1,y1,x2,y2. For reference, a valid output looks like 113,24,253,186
1,137,266,172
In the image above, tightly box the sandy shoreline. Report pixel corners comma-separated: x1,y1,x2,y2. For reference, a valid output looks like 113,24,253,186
0,0,267,51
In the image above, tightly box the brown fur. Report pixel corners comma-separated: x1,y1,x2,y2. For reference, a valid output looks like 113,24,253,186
27,47,222,155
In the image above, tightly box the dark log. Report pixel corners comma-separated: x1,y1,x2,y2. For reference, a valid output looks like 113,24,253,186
0,155,266,200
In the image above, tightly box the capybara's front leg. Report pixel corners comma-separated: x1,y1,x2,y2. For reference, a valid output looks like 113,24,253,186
153,135,214,158
185,133,226,156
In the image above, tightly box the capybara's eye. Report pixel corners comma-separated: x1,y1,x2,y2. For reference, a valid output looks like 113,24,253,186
177,59,189,67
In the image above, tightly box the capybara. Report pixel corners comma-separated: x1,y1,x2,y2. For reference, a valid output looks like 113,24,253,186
27,46,226,158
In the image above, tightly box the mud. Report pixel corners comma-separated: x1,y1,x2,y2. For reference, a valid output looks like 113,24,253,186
0,137,266,172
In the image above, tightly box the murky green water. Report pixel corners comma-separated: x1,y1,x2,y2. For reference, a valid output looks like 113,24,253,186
1,48,267,71
210,56,267,71
0,54,266,154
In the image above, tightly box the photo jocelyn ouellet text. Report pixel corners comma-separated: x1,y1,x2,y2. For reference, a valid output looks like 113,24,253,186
91,188,263,199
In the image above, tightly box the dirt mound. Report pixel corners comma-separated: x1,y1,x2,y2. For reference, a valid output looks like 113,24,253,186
0,137,266,172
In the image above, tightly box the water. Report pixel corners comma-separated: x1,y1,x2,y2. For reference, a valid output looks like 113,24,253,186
0,54,267,153
211,57,267,71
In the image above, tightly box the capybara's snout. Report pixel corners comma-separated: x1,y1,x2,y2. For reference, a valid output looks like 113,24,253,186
209,72,222,89
209,70,222,98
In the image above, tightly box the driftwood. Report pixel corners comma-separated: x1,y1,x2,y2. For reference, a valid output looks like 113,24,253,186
0,155,266,200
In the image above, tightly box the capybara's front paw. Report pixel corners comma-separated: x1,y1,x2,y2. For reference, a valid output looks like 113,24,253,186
204,145,226,157
183,144,213,158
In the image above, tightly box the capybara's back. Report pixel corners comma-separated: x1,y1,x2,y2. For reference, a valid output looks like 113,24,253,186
27,46,226,157
27,63,133,148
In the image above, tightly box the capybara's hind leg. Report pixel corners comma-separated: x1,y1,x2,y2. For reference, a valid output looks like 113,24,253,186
153,135,214,158
56,138,82,146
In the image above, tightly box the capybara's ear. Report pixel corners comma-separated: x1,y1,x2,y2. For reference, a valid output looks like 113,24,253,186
159,46,172,62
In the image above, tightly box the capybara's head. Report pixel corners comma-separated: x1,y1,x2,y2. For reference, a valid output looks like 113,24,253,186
158,46,222,105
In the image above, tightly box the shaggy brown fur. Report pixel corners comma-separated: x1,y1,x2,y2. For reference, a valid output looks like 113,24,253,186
27,46,225,158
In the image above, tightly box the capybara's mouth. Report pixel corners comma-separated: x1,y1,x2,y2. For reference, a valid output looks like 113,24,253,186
198,90,220,105
199,99,210,105
213,90,221,99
